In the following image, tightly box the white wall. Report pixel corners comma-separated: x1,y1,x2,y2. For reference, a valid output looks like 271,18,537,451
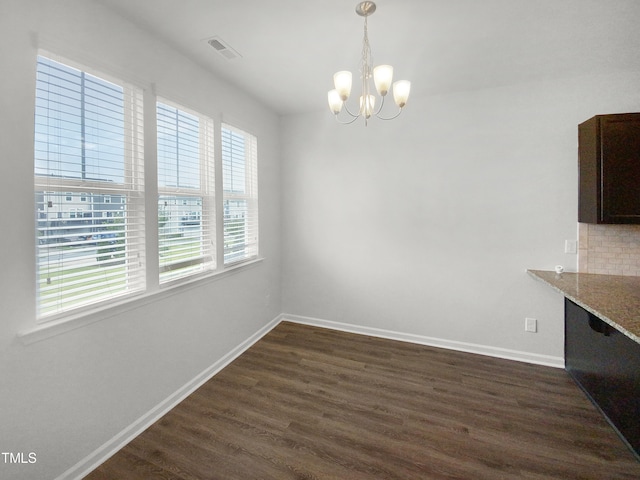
0,1,281,479
2,1,640,478
281,71,640,361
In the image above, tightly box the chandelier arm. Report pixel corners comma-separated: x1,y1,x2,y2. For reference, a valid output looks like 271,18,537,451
374,108,404,121
342,102,361,119
334,114,361,125
372,93,386,116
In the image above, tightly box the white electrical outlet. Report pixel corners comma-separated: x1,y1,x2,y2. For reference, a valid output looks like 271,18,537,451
565,239,577,254
525,317,537,333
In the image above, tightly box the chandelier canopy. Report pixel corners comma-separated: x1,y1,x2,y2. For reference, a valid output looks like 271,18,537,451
328,1,411,126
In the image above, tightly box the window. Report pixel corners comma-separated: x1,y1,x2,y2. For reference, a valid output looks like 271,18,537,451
221,124,258,265
32,54,260,325
157,100,215,282
34,54,145,319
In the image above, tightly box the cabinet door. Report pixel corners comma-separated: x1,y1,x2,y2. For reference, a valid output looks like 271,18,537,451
565,299,640,458
600,115,640,223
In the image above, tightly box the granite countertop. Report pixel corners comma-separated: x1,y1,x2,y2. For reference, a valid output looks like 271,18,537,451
527,270,640,344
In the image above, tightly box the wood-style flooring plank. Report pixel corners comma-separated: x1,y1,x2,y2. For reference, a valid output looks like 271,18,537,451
85,321,640,479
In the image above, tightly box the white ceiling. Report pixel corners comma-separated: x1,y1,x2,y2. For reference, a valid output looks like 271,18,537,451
97,0,640,116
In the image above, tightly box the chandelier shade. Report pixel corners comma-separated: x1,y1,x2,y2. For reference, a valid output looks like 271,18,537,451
328,2,411,125
333,71,353,101
360,95,376,118
393,80,411,108
327,90,343,114
373,65,393,95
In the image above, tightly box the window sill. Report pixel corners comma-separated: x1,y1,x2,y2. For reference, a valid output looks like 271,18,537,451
18,257,264,345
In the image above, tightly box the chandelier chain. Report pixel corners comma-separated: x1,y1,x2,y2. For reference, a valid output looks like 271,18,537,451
361,15,372,124
361,15,372,82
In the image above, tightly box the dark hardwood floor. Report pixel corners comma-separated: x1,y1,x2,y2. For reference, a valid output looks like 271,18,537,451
85,322,640,479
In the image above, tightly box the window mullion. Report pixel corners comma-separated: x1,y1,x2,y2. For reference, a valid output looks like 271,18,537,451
143,87,159,290
214,116,225,271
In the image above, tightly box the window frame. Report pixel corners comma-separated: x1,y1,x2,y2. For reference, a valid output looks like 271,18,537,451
28,51,263,335
34,52,146,322
221,123,259,266
156,98,216,284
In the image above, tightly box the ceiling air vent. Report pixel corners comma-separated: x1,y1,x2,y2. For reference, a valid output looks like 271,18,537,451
207,36,241,61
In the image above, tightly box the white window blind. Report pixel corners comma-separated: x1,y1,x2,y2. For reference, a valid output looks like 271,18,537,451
34,54,145,319
157,100,215,282
221,124,258,265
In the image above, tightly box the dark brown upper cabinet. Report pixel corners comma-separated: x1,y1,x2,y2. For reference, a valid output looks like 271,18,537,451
579,113,640,224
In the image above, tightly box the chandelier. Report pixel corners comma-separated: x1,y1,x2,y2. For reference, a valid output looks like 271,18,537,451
328,1,411,126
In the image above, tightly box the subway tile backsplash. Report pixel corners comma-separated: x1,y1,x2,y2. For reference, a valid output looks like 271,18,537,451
578,223,640,276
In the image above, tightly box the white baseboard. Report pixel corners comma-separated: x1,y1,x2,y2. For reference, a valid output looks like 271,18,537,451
56,315,282,480
281,313,565,369
59,312,563,479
